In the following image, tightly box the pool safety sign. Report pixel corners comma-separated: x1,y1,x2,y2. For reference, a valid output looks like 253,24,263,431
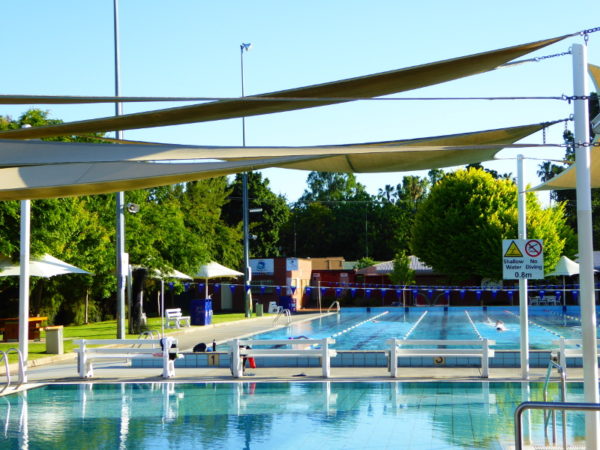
502,239,544,280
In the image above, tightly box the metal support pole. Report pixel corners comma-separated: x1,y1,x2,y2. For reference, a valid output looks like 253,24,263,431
517,154,529,379
240,43,252,318
18,200,30,381
114,0,126,338
572,42,599,449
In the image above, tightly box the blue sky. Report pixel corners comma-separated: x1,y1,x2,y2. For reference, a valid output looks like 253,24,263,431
1,1,599,203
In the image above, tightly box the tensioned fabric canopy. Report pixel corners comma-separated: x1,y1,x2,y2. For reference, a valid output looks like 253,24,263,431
531,64,600,191
0,254,91,277
0,34,570,140
0,122,553,200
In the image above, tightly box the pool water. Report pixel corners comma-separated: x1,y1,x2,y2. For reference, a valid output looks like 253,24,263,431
248,307,591,350
0,382,586,449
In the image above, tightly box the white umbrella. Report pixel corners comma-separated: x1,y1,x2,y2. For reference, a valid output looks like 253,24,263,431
0,253,91,277
546,256,581,307
194,262,243,298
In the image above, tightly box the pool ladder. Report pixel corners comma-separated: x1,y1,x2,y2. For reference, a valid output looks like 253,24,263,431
273,309,291,325
0,348,26,393
327,301,340,313
514,359,571,449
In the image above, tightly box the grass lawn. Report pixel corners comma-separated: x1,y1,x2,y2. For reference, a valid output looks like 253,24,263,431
0,312,267,364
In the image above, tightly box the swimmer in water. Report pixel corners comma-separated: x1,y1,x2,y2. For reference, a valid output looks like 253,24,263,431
495,320,506,332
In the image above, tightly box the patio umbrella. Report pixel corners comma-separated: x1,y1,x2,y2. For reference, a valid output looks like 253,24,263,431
194,262,243,298
546,256,581,307
0,253,91,277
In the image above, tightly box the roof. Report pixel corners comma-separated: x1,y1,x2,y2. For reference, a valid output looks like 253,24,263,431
356,256,434,276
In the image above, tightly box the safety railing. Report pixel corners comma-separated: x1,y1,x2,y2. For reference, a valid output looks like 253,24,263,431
0,348,26,392
542,360,568,448
515,402,600,449
273,308,291,325
327,301,340,313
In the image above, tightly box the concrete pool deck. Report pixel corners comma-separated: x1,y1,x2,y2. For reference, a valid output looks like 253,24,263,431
0,312,589,391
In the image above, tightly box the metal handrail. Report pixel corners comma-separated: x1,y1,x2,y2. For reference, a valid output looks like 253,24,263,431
5,348,25,387
542,360,567,448
515,401,600,449
273,308,291,325
136,330,159,347
327,301,340,313
0,351,10,392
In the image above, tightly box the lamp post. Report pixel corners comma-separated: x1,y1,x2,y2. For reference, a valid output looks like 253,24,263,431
240,42,252,317
114,0,126,338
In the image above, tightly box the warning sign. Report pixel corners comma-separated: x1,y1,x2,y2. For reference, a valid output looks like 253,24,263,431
504,241,523,258
502,239,544,280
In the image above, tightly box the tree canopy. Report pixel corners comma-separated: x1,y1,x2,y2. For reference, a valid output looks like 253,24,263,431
411,168,575,282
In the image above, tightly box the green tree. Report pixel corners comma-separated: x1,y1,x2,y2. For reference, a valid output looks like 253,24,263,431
355,257,376,270
221,173,290,258
389,251,415,285
411,168,574,282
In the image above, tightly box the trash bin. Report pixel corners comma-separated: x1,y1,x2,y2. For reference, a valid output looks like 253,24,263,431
256,303,264,317
45,326,63,354
190,299,213,326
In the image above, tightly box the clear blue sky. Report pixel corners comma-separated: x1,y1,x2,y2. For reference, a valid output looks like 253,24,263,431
1,1,599,203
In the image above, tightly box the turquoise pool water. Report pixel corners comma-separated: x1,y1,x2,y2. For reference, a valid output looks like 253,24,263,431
247,306,590,350
0,382,586,449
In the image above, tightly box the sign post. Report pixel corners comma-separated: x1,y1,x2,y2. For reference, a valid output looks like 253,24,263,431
502,239,544,280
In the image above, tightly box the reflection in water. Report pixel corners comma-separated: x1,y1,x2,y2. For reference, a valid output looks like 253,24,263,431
0,382,589,449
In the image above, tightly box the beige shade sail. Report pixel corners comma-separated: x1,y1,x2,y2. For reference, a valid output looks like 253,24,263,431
531,64,600,191
0,35,570,141
0,122,553,168
0,122,553,200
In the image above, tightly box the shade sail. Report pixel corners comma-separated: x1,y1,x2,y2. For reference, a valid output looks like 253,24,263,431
0,122,552,200
0,122,552,168
546,256,581,277
0,254,91,277
195,262,243,279
0,35,570,140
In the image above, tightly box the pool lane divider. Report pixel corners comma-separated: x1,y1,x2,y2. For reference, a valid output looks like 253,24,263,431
464,311,484,340
504,309,565,340
403,311,428,339
326,311,390,345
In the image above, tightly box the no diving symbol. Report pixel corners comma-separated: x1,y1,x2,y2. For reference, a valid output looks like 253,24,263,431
525,240,542,257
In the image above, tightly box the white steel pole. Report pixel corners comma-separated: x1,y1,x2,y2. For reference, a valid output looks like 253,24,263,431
517,154,529,379
114,0,126,338
18,199,30,381
572,43,599,449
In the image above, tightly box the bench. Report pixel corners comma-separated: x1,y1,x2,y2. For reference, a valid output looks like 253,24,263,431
551,338,600,367
75,337,177,379
165,308,190,329
386,339,495,378
230,338,337,378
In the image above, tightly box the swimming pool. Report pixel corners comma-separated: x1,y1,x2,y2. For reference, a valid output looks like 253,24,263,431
247,306,591,350
0,382,586,449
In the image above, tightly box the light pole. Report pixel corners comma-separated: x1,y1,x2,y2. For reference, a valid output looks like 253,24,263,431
240,42,252,317
114,0,127,338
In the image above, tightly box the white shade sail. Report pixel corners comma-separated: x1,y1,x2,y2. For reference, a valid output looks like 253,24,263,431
546,255,581,277
194,262,243,279
0,253,91,278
